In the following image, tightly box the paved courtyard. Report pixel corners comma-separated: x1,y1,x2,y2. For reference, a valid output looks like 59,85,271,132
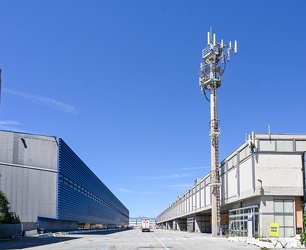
0,228,261,250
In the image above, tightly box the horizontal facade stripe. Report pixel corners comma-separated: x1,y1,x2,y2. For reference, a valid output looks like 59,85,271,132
58,139,129,225
0,161,57,173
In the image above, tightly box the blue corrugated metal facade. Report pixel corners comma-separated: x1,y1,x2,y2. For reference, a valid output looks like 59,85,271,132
58,138,129,226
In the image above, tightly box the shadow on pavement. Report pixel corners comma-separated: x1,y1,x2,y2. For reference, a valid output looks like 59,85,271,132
79,227,133,235
0,228,132,249
0,236,80,250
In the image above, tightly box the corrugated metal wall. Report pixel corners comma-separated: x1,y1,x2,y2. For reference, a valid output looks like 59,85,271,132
58,139,129,225
0,130,129,226
0,131,58,222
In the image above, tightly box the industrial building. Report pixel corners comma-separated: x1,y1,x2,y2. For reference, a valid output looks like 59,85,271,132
156,133,306,238
129,217,156,228
0,130,129,232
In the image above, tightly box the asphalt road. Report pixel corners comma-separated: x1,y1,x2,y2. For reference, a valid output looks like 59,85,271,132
0,228,259,250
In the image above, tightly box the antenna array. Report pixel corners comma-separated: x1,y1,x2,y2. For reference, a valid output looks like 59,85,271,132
199,32,237,93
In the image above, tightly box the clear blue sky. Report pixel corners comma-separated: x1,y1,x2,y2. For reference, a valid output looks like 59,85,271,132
0,0,305,218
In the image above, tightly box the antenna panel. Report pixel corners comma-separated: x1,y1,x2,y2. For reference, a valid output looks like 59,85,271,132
234,40,238,54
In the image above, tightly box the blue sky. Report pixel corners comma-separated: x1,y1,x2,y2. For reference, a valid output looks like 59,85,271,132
0,0,305,218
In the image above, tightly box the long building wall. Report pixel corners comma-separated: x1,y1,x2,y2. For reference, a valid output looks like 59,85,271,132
0,130,129,228
156,134,306,236
58,139,129,225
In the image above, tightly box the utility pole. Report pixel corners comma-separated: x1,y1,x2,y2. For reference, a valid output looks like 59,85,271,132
0,68,2,106
199,30,237,236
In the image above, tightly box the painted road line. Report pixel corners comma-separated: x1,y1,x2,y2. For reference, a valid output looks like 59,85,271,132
153,234,169,250
132,230,142,250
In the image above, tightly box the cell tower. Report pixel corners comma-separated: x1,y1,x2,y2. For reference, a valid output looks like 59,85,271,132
199,30,237,236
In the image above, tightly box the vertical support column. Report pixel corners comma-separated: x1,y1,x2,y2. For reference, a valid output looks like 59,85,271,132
194,215,201,232
210,84,220,236
0,68,2,106
236,152,240,198
225,161,228,201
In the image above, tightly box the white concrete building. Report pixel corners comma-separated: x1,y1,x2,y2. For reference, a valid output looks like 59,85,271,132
129,217,156,228
156,133,306,237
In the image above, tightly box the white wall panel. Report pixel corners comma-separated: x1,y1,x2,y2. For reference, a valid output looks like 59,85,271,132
196,192,200,209
220,173,227,202
200,188,205,208
227,167,237,198
239,158,253,194
205,185,211,206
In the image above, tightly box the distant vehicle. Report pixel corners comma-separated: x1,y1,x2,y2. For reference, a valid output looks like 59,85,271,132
141,219,150,232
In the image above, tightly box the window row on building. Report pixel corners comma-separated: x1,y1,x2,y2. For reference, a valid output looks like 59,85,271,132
156,133,306,237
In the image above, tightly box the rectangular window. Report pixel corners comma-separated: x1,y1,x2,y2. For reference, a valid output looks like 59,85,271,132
284,200,294,213
274,200,284,213
239,147,249,162
275,215,284,226
260,140,276,151
285,227,294,237
273,199,294,237
228,205,259,237
276,140,293,152
296,140,306,151
284,215,294,227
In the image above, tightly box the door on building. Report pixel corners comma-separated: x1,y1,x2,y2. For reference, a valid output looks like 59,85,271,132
187,217,194,232
229,205,259,237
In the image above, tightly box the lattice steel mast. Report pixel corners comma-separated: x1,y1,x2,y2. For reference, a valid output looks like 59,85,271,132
199,31,237,236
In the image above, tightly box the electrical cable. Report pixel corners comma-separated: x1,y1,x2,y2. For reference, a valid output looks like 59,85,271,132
222,55,227,74
203,89,210,102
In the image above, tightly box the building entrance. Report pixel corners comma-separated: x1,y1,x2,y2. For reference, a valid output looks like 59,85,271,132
229,205,259,237
187,217,194,232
